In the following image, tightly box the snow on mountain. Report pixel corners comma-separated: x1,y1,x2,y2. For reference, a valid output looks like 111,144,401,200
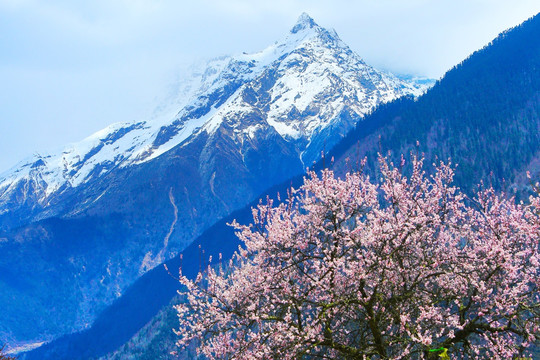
0,13,427,220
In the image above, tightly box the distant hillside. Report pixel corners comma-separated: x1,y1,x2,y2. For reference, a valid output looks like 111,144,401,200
330,12,540,195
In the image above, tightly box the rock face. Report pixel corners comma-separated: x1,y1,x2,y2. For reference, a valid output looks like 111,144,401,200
0,13,427,348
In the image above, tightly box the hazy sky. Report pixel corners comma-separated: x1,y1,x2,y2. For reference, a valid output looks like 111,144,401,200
1,0,539,173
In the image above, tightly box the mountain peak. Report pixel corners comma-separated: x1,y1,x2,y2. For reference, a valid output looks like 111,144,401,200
291,12,318,34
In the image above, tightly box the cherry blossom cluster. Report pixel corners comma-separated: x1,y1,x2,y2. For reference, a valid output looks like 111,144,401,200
175,155,540,359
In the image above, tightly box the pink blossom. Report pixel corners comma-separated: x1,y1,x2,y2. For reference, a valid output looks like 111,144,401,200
175,155,540,359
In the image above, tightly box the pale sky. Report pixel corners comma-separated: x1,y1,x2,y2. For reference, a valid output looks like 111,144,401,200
1,0,539,173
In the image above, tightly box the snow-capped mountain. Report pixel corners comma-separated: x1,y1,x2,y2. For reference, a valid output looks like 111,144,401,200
0,13,429,349
0,13,425,228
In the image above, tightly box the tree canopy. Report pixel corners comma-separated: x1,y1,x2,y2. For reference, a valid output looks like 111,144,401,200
175,156,540,359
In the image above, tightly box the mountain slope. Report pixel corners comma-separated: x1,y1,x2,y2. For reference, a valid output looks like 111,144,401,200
0,13,427,350
329,12,540,194
39,11,540,360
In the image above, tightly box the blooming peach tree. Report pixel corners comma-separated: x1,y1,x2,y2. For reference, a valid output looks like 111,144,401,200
175,156,540,359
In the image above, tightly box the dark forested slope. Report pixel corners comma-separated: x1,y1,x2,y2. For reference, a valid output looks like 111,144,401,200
330,13,540,194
